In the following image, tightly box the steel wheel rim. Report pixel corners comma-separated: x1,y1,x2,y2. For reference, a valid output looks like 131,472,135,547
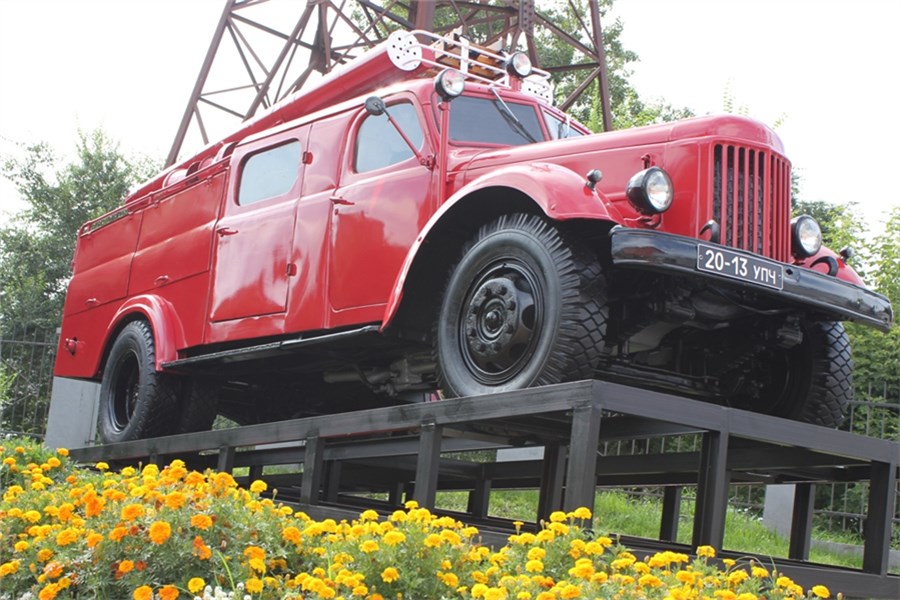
109,353,140,433
458,257,544,385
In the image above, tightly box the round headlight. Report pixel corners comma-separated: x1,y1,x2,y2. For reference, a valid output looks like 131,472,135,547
506,52,533,78
791,215,823,258
434,68,465,101
626,167,673,214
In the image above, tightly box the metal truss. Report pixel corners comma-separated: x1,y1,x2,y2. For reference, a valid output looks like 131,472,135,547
166,0,612,166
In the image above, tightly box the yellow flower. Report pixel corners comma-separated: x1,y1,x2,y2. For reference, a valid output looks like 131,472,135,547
548,511,567,522
381,567,400,583
57,448,69,456
244,546,266,561
696,545,717,558
95,462,109,471
133,586,153,600
525,559,544,573
360,540,379,553
571,506,592,520
55,529,77,547
246,578,263,593
39,583,61,600
14,541,29,552
383,530,406,546
149,521,172,544
188,578,206,594
282,526,301,543
250,480,267,493
811,585,831,598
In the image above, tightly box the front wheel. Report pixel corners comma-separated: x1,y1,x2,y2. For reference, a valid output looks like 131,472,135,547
728,321,852,428
98,321,180,443
434,214,608,397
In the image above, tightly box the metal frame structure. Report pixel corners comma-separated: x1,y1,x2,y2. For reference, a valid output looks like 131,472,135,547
166,0,613,166
71,380,900,599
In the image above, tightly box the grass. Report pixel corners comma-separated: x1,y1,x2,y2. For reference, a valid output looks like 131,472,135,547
435,488,881,571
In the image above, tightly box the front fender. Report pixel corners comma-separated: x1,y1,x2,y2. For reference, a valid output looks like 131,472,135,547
795,246,865,287
105,295,188,372
380,162,623,330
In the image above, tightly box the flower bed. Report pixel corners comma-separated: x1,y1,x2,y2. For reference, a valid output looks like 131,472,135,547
1,439,835,600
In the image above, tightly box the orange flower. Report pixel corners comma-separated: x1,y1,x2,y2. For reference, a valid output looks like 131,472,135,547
118,560,135,574
39,583,60,600
159,585,179,600
164,491,186,509
148,521,172,545
190,514,213,530
244,545,266,561
109,526,128,542
133,586,153,600
121,504,144,521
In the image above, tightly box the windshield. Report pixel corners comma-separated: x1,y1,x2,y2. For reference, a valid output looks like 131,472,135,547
448,96,545,145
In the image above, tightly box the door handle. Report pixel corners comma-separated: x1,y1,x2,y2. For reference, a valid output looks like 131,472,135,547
154,275,170,287
330,196,355,206
217,226,239,236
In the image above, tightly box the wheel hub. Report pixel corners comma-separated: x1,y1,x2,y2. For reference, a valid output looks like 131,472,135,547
462,274,537,378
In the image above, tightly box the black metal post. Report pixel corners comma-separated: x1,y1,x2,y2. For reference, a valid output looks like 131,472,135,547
300,434,324,505
563,404,602,512
413,422,442,508
538,443,566,521
660,486,682,542
692,431,729,549
863,461,896,574
217,445,235,473
788,483,815,560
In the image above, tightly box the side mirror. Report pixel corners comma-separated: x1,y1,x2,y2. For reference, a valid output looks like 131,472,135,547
365,96,387,116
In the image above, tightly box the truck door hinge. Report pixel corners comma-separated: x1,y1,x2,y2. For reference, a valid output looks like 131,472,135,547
420,154,436,170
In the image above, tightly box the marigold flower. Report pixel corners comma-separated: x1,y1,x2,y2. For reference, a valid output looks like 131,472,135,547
525,559,544,573
282,526,302,543
381,567,400,583
118,560,135,574
244,545,266,561
811,585,831,598
190,514,213,529
360,540,379,553
159,585,179,600
39,583,61,600
250,479,268,493
95,462,109,471
121,503,145,521
37,549,54,562
383,530,406,546
133,585,153,600
55,529,77,547
164,491,186,509
548,510,567,522
148,521,172,544
187,577,206,594
56,448,69,456
696,545,717,558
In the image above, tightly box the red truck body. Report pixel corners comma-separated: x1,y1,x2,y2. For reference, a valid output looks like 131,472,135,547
54,31,892,442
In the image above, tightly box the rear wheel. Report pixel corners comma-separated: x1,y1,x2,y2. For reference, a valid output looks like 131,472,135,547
434,214,607,397
177,377,220,434
99,321,180,443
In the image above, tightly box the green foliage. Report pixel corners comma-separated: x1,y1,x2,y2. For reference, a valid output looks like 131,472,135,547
0,130,156,336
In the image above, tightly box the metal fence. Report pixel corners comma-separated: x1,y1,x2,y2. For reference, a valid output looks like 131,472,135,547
0,328,57,437
1,327,897,542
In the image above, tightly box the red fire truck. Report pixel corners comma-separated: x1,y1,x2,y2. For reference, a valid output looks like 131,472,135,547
54,31,893,443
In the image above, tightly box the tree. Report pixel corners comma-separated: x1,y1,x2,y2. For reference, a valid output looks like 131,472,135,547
0,130,156,337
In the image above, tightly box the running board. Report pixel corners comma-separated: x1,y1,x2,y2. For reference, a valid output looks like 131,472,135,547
162,325,381,370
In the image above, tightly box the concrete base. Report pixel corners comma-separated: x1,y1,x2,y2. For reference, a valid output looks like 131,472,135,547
44,377,100,450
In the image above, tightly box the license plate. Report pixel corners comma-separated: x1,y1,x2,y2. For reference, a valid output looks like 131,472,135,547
696,244,783,290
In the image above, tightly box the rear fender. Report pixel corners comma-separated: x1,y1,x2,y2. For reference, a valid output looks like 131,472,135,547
103,295,188,373
381,162,623,330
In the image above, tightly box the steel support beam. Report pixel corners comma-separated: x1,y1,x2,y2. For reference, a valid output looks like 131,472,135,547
692,431,729,549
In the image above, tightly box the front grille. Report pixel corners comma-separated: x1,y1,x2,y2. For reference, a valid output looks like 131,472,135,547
712,144,790,262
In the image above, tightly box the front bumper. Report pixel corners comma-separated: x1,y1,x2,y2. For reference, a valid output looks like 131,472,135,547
609,228,893,332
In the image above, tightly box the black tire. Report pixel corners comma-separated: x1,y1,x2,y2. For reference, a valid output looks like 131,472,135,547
731,321,852,428
434,213,607,397
177,377,220,434
99,321,180,443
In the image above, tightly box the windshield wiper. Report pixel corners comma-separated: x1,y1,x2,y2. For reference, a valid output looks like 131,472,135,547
489,87,538,144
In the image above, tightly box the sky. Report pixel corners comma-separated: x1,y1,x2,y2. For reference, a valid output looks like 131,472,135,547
1,0,899,235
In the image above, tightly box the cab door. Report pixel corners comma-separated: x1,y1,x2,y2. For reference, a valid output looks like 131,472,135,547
328,96,435,324
209,127,309,328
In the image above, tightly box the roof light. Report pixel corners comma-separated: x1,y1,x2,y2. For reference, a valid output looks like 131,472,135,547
506,52,533,78
435,68,465,101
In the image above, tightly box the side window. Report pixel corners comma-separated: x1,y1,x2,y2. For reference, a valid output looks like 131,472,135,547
238,141,302,206
543,112,586,140
355,102,424,173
